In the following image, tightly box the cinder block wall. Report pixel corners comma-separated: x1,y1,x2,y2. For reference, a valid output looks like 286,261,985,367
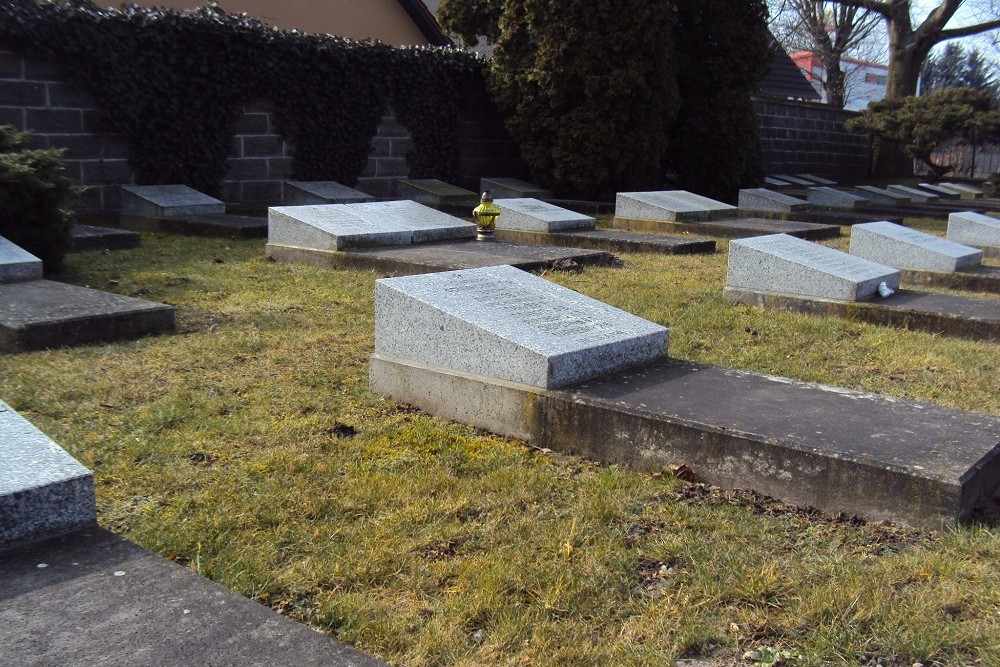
0,45,527,210
752,97,870,180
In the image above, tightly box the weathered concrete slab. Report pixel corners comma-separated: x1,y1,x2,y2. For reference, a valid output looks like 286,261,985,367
284,181,374,205
120,185,225,218
807,187,868,209
495,198,595,232
773,174,814,186
888,184,939,203
615,191,738,222
0,528,389,666
856,185,911,205
120,213,267,238
0,280,175,353
397,179,479,207
69,224,141,252
0,400,95,550
897,265,1000,295
798,173,837,185
948,211,1000,250
370,354,1000,529
918,183,961,200
493,227,716,255
738,188,811,214
267,238,619,276
0,236,43,283
724,286,1000,342
268,205,411,251
613,216,840,241
728,234,899,301
342,201,476,243
940,182,984,199
480,177,553,200
850,221,982,272
764,176,791,187
375,265,667,389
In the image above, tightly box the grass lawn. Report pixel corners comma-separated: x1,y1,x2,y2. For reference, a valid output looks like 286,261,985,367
2,219,999,666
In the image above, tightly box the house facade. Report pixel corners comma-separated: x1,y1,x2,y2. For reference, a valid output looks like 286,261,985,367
790,52,889,111
124,0,450,46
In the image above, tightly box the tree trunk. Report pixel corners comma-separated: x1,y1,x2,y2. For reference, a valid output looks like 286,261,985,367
871,11,921,177
824,61,846,109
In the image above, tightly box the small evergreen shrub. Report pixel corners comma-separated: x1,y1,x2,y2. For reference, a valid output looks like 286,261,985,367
0,125,74,273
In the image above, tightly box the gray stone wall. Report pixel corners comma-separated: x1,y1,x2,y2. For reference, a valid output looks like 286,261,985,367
753,97,870,179
0,46,526,211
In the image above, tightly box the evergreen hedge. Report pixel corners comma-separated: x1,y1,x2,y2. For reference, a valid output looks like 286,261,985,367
439,0,770,201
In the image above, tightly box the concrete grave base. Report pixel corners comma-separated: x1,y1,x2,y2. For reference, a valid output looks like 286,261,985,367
493,228,716,255
69,224,141,252
0,280,175,353
613,216,841,241
723,287,1000,342
120,213,267,239
0,528,388,666
371,354,1000,529
897,266,1000,295
266,240,620,276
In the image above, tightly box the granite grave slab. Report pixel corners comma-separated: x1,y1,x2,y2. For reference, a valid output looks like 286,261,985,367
797,173,837,185
855,185,911,205
268,205,411,251
284,181,374,205
917,183,961,199
0,399,95,550
0,280,175,353
807,187,868,209
374,265,668,389
0,236,43,283
947,211,1000,251
480,178,553,199
850,221,982,272
120,185,226,218
342,200,476,243
495,198,595,232
615,190,737,223
888,184,939,203
728,233,900,301
738,188,811,214
940,183,984,199
397,179,480,207
774,174,814,186
764,176,791,187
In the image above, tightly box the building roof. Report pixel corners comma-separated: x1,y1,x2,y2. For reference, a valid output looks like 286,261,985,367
758,37,823,101
398,0,452,46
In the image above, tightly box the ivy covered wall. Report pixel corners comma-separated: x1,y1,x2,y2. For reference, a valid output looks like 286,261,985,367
0,1,503,209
